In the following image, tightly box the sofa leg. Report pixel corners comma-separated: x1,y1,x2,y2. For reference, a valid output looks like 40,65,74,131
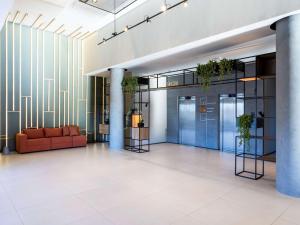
2,146,10,155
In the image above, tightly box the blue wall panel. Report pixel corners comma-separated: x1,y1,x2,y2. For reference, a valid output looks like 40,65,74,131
0,22,101,150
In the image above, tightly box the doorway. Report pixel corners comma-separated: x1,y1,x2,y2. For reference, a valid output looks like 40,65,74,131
178,96,196,146
219,95,244,152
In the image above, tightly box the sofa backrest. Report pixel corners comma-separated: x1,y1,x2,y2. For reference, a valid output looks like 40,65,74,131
23,128,45,139
44,128,63,138
22,126,81,139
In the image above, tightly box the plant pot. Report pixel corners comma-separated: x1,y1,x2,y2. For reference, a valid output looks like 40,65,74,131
233,62,245,72
138,77,149,85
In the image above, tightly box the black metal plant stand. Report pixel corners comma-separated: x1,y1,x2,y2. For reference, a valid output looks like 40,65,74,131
124,78,150,153
234,53,276,180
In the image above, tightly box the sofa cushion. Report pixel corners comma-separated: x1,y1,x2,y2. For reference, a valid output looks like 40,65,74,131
73,135,87,147
51,136,73,149
44,128,62,138
62,126,70,136
23,128,44,139
69,126,80,136
27,138,51,151
44,128,62,137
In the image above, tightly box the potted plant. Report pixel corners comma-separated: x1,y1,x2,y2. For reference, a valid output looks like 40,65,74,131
237,114,253,151
196,60,218,90
218,58,234,80
138,118,144,128
121,76,138,94
122,76,139,128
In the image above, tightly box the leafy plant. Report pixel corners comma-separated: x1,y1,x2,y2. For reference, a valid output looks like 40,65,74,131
218,58,234,80
197,60,218,90
237,114,253,150
122,76,138,128
121,76,138,94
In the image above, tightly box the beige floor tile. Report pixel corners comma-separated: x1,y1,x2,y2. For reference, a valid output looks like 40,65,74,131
66,213,115,225
273,218,299,225
280,201,300,225
0,211,23,225
18,196,98,225
0,143,298,225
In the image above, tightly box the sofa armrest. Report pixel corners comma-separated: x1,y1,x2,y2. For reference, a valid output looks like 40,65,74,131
16,133,28,153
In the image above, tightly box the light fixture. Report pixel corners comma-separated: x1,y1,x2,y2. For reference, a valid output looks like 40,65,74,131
183,0,188,7
161,4,167,12
92,0,97,3
239,77,261,82
97,0,188,46
145,16,151,23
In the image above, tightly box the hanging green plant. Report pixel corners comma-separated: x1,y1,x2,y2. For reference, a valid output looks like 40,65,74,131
237,114,253,150
121,76,138,94
196,60,218,90
122,76,138,128
218,58,234,80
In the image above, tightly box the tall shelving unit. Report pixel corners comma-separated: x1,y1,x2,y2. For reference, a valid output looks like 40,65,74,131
124,78,151,153
235,53,276,180
99,77,110,142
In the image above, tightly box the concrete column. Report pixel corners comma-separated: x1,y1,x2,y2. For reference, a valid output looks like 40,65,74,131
275,13,300,197
109,68,125,149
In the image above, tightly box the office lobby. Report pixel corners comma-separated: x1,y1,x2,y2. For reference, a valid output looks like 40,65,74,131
1,0,300,224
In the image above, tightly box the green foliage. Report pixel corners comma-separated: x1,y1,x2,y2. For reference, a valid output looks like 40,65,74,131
197,60,218,90
197,58,235,90
218,58,234,80
121,76,138,94
237,114,253,150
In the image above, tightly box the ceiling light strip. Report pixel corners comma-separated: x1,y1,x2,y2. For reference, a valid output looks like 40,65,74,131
69,26,82,37
19,13,28,24
31,14,42,28
67,38,70,125
5,14,10,146
43,18,55,31
30,26,33,127
55,24,64,33
97,0,188,45
36,27,39,128
81,31,95,40
72,39,75,124
72,32,82,38
78,31,90,39
53,33,56,127
42,30,45,127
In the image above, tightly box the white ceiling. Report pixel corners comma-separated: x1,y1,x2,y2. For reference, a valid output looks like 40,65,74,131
7,0,146,38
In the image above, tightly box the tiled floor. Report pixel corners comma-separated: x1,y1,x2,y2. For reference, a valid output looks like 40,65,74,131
0,143,299,225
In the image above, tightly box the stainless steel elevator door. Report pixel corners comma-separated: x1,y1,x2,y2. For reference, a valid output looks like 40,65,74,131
179,96,196,146
220,96,244,152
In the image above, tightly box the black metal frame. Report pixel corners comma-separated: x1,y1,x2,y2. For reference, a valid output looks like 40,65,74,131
97,0,188,45
124,81,151,153
99,77,110,143
141,54,276,180
234,54,276,180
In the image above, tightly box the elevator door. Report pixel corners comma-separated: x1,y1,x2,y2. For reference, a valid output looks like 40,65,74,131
179,96,196,146
220,95,244,152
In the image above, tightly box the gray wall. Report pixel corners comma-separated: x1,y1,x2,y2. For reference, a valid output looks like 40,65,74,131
166,61,276,152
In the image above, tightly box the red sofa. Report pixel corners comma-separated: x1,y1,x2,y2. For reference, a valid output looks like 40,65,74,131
16,126,86,153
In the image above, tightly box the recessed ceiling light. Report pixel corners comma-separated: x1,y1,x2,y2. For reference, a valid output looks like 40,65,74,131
124,26,129,32
183,1,188,7
92,0,97,3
